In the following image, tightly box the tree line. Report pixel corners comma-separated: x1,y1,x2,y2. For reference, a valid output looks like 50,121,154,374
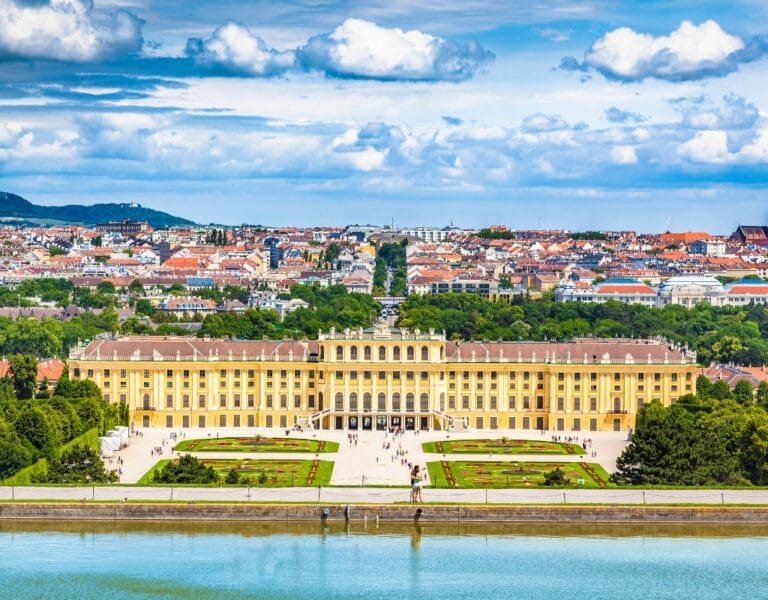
397,293,768,366
614,376,768,486
0,364,126,481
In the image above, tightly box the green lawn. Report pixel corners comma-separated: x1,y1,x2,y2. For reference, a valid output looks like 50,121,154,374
427,460,611,489
173,436,339,453
138,458,334,487
422,438,585,456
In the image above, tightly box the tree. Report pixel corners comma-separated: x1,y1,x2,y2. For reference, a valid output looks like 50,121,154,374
129,279,145,295
733,380,755,405
9,354,38,399
14,406,61,455
225,467,242,484
696,375,714,399
542,467,570,486
40,444,117,483
712,379,733,401
153,454,218,484
757,382,768,410
0,439,31,479
96,280,116,295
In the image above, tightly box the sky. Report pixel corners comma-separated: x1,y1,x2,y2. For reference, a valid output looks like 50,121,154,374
1,0,768,232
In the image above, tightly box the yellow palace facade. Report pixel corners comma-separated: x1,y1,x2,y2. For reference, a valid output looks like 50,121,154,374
69,323,698,433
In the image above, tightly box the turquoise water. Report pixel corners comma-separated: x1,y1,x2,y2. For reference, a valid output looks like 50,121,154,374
1,523,768,599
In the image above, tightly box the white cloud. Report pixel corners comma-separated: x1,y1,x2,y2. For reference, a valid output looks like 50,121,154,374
0,0,143,62
678,130,731,163
610,145,638,164
570,20,760,81
297,18,493,81
184,22,295,76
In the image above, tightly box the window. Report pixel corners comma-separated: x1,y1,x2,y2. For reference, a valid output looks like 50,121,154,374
392,393,401,411
182,395,190,408
590,398,597,411
166,394,173,408
476,396,483,410
448,395,456,409
336,346,344,360
294,394,301,408
280,394,287,408
198,415,206,428
364,346,372,360
248,394,255,408
574,397,581,411
219,393,226,407
421,346,429,361
406,346,414,360
234,394,241,408
378,393,386,411
266,394,273,408
308,394,315,408
508,396,516,410
378,346,386,361
363,393,372,411
508,416,516,429
406,393,414,411
557,397,564,411
536,396,544,410
166,369,173,378
462,395,470,409
335,393,343,411
523,396,530,409
350,346,358,360
420,393,429,411
393,347,401,361
349,393,358,410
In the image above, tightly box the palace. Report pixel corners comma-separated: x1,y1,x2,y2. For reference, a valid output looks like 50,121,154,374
68,324,698,433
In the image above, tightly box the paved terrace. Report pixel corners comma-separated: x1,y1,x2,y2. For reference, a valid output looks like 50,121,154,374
107,427,629,486
5,427,764,504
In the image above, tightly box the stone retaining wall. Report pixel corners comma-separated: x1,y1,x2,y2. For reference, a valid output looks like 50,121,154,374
2,503,768,523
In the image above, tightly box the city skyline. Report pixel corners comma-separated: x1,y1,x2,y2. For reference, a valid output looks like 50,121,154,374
1,1,768,231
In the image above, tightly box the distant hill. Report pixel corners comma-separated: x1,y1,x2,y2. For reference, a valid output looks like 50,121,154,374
0,192,195,229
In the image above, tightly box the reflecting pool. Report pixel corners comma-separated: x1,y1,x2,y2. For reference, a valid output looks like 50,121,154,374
1,521,767,599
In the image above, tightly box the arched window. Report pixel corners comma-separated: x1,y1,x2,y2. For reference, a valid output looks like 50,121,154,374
378,346,386,361
349,392,358,411
377,392,386,411
336,346,344,361
406,393,415,411
421,346,429,361
407,346,415,360
420,393,429,412
363,393,372,411
142,394,150,409
335,392,343,411
392,393,401,411
350,346,358,360
614,398,621,413
364,346,371,360
393,347,401,361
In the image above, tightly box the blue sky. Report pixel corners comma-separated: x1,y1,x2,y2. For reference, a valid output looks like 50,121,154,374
1,0,768,232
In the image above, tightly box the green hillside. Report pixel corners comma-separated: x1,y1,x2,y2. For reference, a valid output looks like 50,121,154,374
0,192,194,229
